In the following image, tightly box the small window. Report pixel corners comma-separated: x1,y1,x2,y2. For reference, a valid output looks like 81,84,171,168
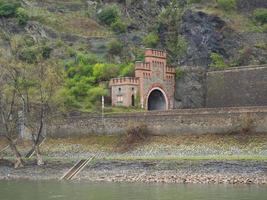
132,87,134,91
118,88,121,92
117,96,123,103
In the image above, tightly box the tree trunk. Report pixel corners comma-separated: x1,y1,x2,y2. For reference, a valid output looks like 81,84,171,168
35,145,44,166
9,142,24,168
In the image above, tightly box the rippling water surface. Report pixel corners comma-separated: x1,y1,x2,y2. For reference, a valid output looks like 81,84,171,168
1,180,267,200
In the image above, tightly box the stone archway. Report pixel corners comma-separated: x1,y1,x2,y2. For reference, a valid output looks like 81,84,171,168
147,88,168,111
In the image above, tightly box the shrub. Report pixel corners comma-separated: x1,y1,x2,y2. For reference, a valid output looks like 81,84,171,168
119,63,135,77
143,33,159,48
18,47,38,63
0,1,20,17
175,68,185,79
16,7,29,25
111,18,127,33
107,39,123,55
97,5,119,25
42,45,52,59
118,124,150,152
166,35,187,63
217,0,236,11
209,53,227,69
253,9,267,25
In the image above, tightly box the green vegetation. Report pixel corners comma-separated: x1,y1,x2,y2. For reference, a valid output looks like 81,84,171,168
15,7,29,25
216,0,236,11
111,18,127,33
143,33,159,48
97,4,120,26
175,68,186,79
157,0,187,64
0,0,20,17
209,53,228,69
166,36,187,63
107,39,123,55
62,51,135,110
253,8,267,25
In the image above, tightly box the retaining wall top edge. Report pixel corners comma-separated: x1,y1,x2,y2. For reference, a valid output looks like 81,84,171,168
53,106,267,120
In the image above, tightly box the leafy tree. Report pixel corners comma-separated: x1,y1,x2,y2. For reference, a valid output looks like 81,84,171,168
93,63,119,82
119,63,134,77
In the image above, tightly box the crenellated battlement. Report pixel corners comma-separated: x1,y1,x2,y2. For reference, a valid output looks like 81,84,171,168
135,61,151,71
145,48,166,59
166,67,176,74
109,77,140,86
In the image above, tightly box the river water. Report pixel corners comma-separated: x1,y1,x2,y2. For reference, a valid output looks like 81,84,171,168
1,181,267,200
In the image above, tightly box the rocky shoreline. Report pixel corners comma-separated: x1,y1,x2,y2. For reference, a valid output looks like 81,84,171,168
1,159,267,184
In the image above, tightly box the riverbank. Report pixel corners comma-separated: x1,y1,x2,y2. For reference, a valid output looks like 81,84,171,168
1,133,267,184
1,159,267,184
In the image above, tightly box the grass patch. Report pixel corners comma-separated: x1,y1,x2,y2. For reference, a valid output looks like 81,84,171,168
25,7,111,37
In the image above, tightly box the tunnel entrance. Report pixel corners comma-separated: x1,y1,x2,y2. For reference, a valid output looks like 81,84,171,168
147,89,167,111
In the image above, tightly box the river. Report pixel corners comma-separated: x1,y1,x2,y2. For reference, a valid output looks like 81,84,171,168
1,181,267,200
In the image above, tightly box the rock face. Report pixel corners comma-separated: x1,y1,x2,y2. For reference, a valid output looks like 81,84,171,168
180,10,242,67
173,10,241,108
174,67,206,108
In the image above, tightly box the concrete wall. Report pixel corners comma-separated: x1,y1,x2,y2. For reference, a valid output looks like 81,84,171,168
206,65,267,108
47,106,267,138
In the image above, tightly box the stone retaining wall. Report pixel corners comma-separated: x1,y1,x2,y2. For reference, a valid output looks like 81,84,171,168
47,106,267,138
206,65,267,108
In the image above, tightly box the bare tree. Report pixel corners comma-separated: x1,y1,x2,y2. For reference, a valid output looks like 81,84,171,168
0,61,24,168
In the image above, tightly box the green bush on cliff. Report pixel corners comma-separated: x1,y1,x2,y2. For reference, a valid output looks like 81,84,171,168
97,4,120,25
217,0,236,11
143,33,159,48
0,1,20,17
254,9,267,25
209,53,228,69
16,7,29,25
107,39,123,55
175,68,186,79
111,18,127,33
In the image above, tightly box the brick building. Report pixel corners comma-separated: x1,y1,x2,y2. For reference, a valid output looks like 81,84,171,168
109,49,176,110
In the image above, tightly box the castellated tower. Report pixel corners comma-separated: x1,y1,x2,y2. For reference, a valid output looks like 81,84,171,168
109,49,175,110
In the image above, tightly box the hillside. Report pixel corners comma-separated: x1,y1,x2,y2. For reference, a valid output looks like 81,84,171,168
0,0,266,111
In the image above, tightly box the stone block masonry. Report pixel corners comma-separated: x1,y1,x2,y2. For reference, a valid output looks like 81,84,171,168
47,106,267,138
206,65,267,108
